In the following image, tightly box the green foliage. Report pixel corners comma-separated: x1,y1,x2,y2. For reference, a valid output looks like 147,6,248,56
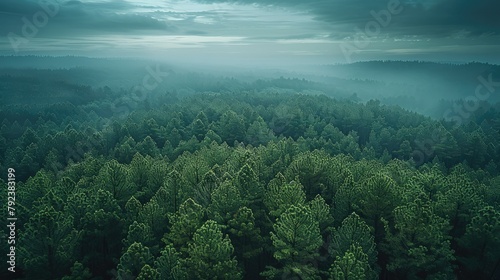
61,261,92,280
285,150,333,199
246,116,275,146
208,180,243,224
330,244,369,280
80,189,123,275
309,194,334,234
117,242,154,279
4,88,500,280
139,198,168,240
19,206,80,279
383,197,455,279
265,204,323,279
186,220,242,279
333,171,358,225
96,159,134,202
458,206,500,279
355,173,400,242
235,163,263,203
163,198,205,254
163,169,187,213
217,110,246,145
227,206,263,259
124,195,142,226
155,244,188,280
194,169,219,207
123,221,155,251
136,264,159,280
265,177,306,218
330,213,377,274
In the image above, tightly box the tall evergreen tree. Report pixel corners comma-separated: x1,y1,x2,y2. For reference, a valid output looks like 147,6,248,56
263,204,322,280
117,242,154,279
329,244,370,280
383,196,455,279
155,244,188,280
329,213,377,279
19,206,80,279
458,206,500,279
264,174,306,218
163,198,205,255
186,220,242,279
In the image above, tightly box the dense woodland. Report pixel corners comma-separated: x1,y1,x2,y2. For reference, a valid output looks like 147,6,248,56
1,66,500,280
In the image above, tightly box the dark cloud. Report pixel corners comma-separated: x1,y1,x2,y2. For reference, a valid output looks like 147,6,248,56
0,0,175,37
196,0,500,37
0,0,498,62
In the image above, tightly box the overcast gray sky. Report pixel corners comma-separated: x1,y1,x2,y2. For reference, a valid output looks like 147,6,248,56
1,0,499,65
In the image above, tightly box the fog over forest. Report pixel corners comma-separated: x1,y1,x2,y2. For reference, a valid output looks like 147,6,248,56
1,1,500,280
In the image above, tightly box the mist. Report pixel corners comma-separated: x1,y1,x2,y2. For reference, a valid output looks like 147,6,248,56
2,1,500,280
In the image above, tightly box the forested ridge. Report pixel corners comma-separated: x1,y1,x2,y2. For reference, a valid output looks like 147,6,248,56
1,89,500,279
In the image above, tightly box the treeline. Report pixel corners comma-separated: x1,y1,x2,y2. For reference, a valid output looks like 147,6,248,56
1,90,499,279
2,91,500,181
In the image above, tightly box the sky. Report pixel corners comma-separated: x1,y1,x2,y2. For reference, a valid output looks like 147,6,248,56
0,0,499,65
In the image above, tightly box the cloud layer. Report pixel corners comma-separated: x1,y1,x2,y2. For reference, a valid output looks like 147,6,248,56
0,0,498,64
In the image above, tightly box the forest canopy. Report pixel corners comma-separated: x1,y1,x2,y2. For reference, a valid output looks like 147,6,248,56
1,61,500,280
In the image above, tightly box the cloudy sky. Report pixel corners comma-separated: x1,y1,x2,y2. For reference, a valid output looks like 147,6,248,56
0,0,499,65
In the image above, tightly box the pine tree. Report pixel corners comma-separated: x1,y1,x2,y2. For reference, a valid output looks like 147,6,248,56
61,261,92,280
191,118,207,141
163,169,187,213
333,172,358,226
124,196,142,226
19,206,80,279
458,206,500,279
186,220,242,279
96,159,134,202
285,150,333,199
329,213,377,279
123,221,155,252
217,110,246,145
208,180,243,224
155,244,188,280
329,244,369,280
194,169,219,207
246,116,274,146
139,198,168,240
264,177,306,219
383,196,455,279
80,189,123,276
163,198,205,255
227,206,263,260
137,136,160,158
117,242,154,279
136,264,159,280
264,204,323,279
355,173,400,243
235,163,262,204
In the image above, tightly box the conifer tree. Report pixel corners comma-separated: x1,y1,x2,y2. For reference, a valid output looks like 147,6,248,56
330,213,377,279
136,264,159,280
155,244,188,280
208,180,243,224
186,220,242,279
264,204,322,279
163,198,205,255
383,196,455,279
458,206,500,279
19,206,79,279
117,242,154,279
329,244,369,280
62,262,92,280
264,178,306,219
